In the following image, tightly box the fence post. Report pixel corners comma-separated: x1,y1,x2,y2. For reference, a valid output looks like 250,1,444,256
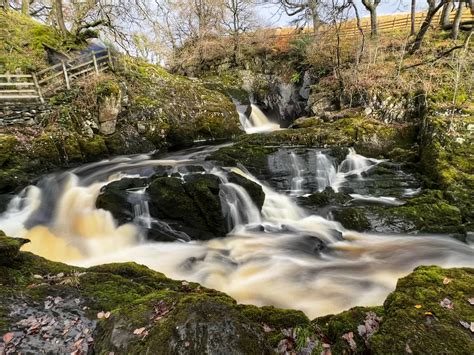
392,18,396,29
92,52,99,75
32,73,44,104
107,49,114,71
62,61,70,90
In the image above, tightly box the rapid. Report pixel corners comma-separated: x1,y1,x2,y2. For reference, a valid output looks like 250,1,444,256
1,110,473,319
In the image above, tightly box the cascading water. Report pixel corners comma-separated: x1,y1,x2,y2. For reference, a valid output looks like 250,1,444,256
289,152,305,195
0,144,473,318
240,104,280,134
312,151,337,192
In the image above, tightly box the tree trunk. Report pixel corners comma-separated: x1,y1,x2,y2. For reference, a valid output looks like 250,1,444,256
452,0,464,39
440,1,454,26
21,0,29,15
369,7,378,37
309,0,320,36
54,0,68,34
411,0,417,35
409,1,446,54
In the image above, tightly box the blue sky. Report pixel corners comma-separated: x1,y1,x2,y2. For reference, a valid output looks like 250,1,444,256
256,0,428,27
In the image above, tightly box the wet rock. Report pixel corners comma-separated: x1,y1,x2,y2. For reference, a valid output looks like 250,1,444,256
332,208,371,232
299,187,351,209
227,172,265,211
147,176,225,240
96,178,149,225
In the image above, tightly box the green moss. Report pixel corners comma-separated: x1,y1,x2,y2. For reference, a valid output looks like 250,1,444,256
332,208,371,232
96,79,121,98
370,266,474,354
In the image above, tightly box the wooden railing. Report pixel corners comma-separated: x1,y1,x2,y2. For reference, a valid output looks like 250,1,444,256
0,48,114,104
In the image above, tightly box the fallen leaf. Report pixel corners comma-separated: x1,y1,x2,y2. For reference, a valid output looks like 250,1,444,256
133,327,146,335
471,322,474,333
459,320,470,329
440,298,454,310
33,274,43,279
405,343,413,354
442,277,452,285
2,332,14,343
97,311,105,319
104,312,111,319
184,341,190,347
468,298,474,305
414,304,422,309
262,324,273,333
424,311,433,316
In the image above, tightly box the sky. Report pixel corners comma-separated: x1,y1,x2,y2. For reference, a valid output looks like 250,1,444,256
256,0,428,28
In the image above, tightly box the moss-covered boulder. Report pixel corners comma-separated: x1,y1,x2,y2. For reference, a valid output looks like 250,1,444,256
147,175,227,240
370,266,474,354
0,231,29,266
332,208,371,232
299,187,351,209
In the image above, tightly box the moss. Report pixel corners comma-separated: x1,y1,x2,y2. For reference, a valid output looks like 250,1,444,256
370,190,464,234
78,135,109,161
332,208,371,232
370,266,474,354
96,79,121,98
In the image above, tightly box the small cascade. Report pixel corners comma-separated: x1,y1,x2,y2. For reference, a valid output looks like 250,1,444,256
220,183,262,231
241,104,280,134
338,148,375,175
128,188,153,229
313,151,337,192
289,152,305,196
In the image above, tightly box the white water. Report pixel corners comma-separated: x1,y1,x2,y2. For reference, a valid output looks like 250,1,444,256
241,104,281,134
0,146,473,318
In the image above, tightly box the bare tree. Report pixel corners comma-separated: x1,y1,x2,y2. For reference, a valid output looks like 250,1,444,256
409,0,447,54
275,0,321,35
22,0,30,15
452,0,464,39
360,0,381,37
411,0,416,35
54,0,68,34
221,0,256,65
440,0,454,27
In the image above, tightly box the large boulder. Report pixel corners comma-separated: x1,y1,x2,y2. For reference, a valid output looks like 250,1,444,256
147,176,223,240
227,172,265,211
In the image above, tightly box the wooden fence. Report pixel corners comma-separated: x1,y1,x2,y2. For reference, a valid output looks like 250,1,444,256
270,8,473,41
0,48,114,104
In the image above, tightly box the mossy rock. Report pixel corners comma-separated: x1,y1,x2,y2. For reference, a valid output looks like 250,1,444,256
299,187,351,209
369,266,474,354
332,208,371,232
0,232,29,266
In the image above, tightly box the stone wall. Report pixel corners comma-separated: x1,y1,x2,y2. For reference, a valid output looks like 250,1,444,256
0,103,51,126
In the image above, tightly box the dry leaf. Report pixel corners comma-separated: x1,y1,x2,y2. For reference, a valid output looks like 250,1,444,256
262,324,273,333
424,311,433,316
133,327,146,335
405,343,413,354
104,312,111,319
468,298,474,305
440,298,454,310
97,311,105,319
471,323,474,333
442,277,452,285
459,320,470,329
2,332,14,343
414,304,422,309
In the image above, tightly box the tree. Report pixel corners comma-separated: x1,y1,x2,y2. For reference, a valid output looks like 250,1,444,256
440,0,454,27
22,0,30,15
452,0,465,39
411,0,416,35
221,0,256,64
360,0,381,37
54,0,68,34
275,0,321,35
409,0,447,53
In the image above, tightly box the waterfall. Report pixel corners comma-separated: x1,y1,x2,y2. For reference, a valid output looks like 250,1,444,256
338,148,376,175
240,104,280,134
220,183,262,231
313,151,337,192
128,188,153,229
289,152,305,195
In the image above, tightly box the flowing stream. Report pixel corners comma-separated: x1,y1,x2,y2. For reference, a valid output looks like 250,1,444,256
1,144,473,319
